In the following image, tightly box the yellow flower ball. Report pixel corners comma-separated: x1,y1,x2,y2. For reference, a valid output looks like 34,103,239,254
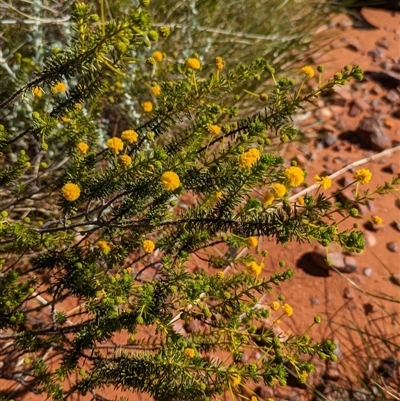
120,154,132,167
143,239,155,254
97,239,111,254
52,81,67,93
301,66,315,78
270,301,280,311
282,303,293,316
150,83,161,96
216,271,225,279
297,196,305,206
161,171,180,191
142,101,153,113
230,373,241,387
106,137,124,154
121,130,138,143
184,348,195,358
246,236,258,248
371,215,383,225
74,103,82,110
215,56,225,71
32,86,43,98
315,175,332,190
207,124,221,135
238,148,261,168
152,51,163,62
271,183,286,198
245,261,263,277
284,166,305,187
215,191,223,199
61,183,81,202
186,57,201,70
77,142,89,155
263,191,275,207
353,168,372,185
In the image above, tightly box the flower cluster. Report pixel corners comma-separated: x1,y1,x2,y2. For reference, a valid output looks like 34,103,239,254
106,137,124,154
284,166,305,187
142,101,153,113
121,130,138,143
271,183,286,198
61,183,81,202
152,50,163,62
354,168,372,185
161,171,180,191
314,175,332,190
142,239,156,253
301,66,314,78
77,142,89,155
245,261,263,277
97,239,111,254
186,57,201,70
215,56,225,71
238,148,260,168
246,236,258,248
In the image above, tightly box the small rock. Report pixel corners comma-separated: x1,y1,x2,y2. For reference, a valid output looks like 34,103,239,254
324,361,340,382
323,132,337,147
317,107,333,119
375,37,390,49
310,296,320,305
343,256,358,273
387,241,399,252
365,220,384,232
370,84,383,95
348,99,368,117
353,116,390,151
343,287,354,299
395,199,400,209
367,46,385,62
390,273,400,286
364,231,377,247
255,386,274,399
390,221,400,232
363,267,373,277
384,89,400,103
363,303,375,315
382,162,400,174
346,38,361,51
392,107,400,119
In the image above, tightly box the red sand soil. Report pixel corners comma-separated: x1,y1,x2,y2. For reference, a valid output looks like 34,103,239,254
1,7,399,401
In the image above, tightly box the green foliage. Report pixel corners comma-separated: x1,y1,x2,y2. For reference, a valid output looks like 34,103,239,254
0,2,398,401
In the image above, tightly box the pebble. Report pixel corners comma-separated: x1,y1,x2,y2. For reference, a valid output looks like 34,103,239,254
363,267,373,277
384,89,400,103
390,273,400,286
324,361,340,381
323,132,337,147
364,231,377,247
376,37,390,49
310,296,320,305
381,162,399,174
255,386,274,399
396,199,400,209
344,256,358,273
363,303,375,315
391,221,400,232
353,116,390,151
343,287,354,299
387,241,399,252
